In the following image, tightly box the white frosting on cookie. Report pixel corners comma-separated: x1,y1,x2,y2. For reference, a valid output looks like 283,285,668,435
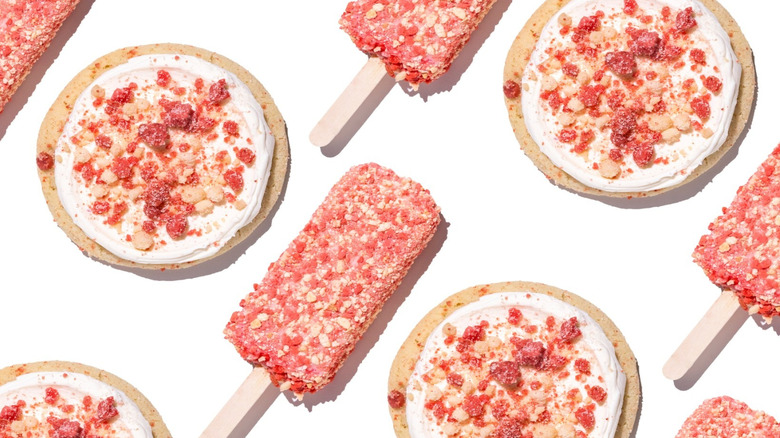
0,372,152,437
521,0,740,192
406,292,625,438
54,54,274,264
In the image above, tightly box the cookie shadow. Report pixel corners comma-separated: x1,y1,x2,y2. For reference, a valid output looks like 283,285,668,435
402,0,512,101
108,131,292,280
629,361,643,438
0,0,95,141
277,216,450,410
671,307,748,390
576,54,759,210
750,312,780,335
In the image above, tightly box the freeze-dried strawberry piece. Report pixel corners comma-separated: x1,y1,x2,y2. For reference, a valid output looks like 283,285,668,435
462,394,489,417
577,15,600,33
47,417,83,438
588,386,607,403
0,404,21,422
224,168,244,193
675,7,697,32
156,69,171,87
166,215,187,239
208,79,230,104
163,102,194,129
138,123,170,148
623,0,638,15
237,148,256,164
493,417,525,438
489,361,521,386
633,143,655,167
575,358,591,374
629,29,661,57
611,108,637,136
45,387,60,404
37,152,54,170
446,372,464,387
579,84,605,108
703,76,723,93
691,96,711,120
512,338,546,368
111,156,138,180
387,390,405,409
92,397,118,423
559,317,582,342
576,405,596,430
605,51,636,77
503,80,521,99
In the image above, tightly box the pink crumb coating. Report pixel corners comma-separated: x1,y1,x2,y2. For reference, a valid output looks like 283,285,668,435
339,0,496,85
0,0,80,113
676,396,780,438
693,144,780,319
225,163,441,394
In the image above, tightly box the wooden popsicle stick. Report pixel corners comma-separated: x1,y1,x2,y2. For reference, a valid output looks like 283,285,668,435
310,57,388,147
200,367,273,438
663,291,742,381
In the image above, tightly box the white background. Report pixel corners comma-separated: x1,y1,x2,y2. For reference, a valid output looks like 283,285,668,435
1,0,778,436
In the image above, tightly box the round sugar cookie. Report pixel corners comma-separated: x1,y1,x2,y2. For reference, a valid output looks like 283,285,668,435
388,281,640,437
36,43,289,269
0,360,170,437
503,0,755,198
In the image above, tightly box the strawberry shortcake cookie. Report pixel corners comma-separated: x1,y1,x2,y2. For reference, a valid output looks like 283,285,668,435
388,281,640,438
0,361,169,437
504,0,754,197
36,44,288,269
